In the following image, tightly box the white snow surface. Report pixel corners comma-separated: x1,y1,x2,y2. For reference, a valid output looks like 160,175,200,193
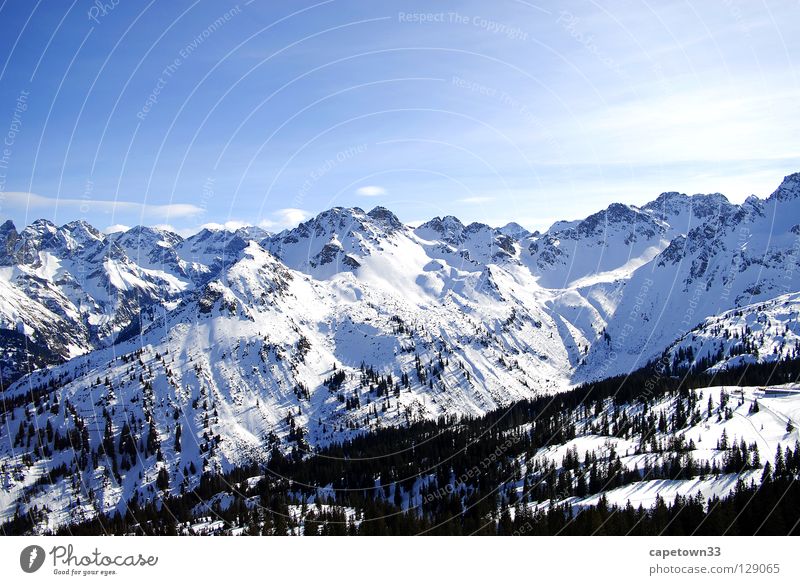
1,173,800,531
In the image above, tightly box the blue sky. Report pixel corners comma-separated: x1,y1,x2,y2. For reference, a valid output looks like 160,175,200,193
0,0,798,234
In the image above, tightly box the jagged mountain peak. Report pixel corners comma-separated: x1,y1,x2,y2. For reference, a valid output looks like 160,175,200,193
278,204,401,242
267,205,403,276
768,171,800,202
190,225,233,239
415,215,466,244
62,218,103,237
14,218,106,255
426,214,464,228
110,225,187,273
570,202,659,238
642,190,731,212
59,220,106,253
194,240,294,316
497,221,531,240
184,225,253,249
464,221,493,234
19,218,57,237
312,205,365,222
13,219,59,262
366,205,403,231
235,225,270,241
177,228,250,271
0,220,19,266
640,191,736,236
641,190,688,212
0,219,17,234
115,223,183,241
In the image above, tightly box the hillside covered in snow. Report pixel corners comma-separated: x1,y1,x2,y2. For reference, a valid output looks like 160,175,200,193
2,172,800,533
24,361,800,536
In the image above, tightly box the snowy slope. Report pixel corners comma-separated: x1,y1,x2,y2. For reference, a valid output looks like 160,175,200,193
1,171,800,531
661,291,800,373
522,384,800,513
576,173,800,380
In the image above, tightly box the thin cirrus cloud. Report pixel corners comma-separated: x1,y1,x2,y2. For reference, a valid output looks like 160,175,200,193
457,196,495,204
1,191,204,221
355,185,386,197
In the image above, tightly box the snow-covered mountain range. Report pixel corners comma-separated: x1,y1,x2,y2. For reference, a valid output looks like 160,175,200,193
2,172,800,531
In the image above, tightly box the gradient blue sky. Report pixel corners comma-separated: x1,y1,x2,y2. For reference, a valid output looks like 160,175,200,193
0,0,798,234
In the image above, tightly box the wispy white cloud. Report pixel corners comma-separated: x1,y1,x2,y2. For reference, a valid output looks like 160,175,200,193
457,196,495,204
355,185,386,197
200,220,251,231
186,208,312,235
258,208,312,231
1,191,204,220
103,224,131,234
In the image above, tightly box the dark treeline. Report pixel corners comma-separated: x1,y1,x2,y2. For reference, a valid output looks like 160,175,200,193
6,357,800,536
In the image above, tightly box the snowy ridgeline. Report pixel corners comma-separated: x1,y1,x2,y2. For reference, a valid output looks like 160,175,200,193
1,172,800,533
